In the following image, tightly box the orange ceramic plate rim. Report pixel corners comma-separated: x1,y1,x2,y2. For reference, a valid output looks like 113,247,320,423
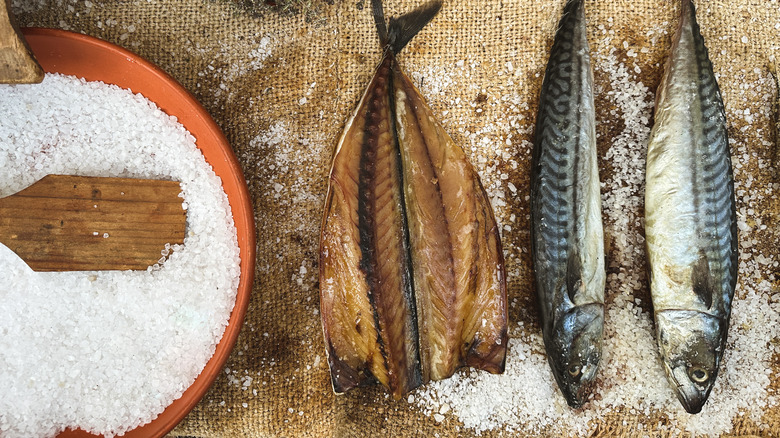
21,28,256,438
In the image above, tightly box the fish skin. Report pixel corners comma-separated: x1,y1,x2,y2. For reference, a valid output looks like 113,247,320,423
530,0,605,408
393,61,508,381
320,52,422,399
644,0,737,414
321,0,507,398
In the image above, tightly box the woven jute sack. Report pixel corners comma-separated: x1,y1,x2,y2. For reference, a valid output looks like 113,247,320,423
14,0,780,436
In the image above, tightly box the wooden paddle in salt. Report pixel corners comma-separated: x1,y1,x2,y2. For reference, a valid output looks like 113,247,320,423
0,0,43,84
0,175,187,271
1,12,185,271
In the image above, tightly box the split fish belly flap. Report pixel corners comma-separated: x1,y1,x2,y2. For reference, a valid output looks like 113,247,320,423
320,54,422,399
394,62,508,380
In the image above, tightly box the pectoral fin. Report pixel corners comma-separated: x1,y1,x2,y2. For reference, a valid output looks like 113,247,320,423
566,247,584,304
690,254,713,309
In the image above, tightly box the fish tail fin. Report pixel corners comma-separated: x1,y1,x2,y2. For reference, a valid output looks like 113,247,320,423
372,0,442,54
372,0,389,46
671,0,697,63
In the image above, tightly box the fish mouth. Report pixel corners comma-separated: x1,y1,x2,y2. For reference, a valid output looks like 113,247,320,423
564,392,584,409
549,358,599,409
561,383,589,409
663,361,709,414
567,363,598,408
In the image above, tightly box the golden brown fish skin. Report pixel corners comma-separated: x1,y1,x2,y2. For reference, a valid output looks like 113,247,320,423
321,0,505,399
393,62,508,380
320,52,422,399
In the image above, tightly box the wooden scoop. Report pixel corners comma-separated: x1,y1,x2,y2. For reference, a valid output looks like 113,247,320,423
0,175,187,271
0,0,43,83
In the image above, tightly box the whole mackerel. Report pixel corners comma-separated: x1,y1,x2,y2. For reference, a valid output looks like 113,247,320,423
645,0,737,414
530,0,605,408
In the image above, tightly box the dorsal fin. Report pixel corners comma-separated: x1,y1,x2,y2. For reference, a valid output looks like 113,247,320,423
371,0,442,54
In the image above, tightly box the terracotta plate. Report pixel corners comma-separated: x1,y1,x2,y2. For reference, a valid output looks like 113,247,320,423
21,28,256,438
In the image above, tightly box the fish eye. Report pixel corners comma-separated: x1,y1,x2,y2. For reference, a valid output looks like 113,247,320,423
689,367,709,384
567,365,581,377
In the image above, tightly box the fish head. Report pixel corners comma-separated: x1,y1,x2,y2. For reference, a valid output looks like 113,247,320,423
655,310,726,414
545,302,604,408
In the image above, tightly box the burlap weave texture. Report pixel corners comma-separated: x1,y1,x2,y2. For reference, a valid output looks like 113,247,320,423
13,0,780,436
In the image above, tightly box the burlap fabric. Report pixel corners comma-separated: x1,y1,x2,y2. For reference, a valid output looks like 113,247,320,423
13,0,780,436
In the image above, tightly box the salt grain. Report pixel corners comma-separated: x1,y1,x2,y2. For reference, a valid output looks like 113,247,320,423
0,74,240,438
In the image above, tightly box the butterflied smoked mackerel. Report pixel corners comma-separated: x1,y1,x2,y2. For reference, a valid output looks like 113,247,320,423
319,0,507,399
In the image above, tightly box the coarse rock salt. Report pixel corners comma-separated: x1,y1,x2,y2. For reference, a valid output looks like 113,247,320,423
0,74,240,438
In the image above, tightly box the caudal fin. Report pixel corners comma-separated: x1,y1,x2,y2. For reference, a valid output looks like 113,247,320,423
371,0,442,54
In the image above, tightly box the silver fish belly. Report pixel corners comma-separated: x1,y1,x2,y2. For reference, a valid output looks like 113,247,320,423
530,0,605,408
644,0,737,414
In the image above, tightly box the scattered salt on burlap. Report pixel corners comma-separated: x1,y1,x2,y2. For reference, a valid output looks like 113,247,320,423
11,0,780,436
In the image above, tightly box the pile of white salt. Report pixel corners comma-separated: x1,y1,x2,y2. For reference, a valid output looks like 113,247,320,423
0,74,241,438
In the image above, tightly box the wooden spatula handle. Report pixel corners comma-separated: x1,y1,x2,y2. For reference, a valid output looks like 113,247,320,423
0,0,44,84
